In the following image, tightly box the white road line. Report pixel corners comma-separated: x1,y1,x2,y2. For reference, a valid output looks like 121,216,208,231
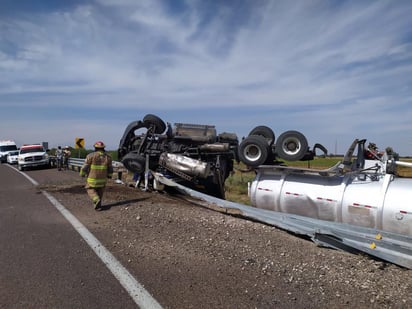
10,166,163,309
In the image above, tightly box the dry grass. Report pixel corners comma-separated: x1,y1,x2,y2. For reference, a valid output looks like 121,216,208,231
225,166,255,205
397,160,412,177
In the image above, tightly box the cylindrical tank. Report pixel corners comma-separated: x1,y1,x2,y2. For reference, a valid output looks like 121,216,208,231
198,143,230,152
250,167,412,236
159,153,210,178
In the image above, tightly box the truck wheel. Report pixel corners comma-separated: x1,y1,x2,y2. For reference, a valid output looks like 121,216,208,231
249,125,275,146
143,114,166,134
275,130,308,161
238,135,270,167
122,152,146,174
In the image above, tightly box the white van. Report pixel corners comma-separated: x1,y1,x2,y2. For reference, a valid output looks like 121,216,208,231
0,140,18,163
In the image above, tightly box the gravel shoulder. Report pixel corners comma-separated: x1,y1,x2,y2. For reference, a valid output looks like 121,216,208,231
37,170,411,309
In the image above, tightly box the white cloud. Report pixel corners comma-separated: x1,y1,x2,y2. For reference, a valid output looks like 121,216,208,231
0,0,411,154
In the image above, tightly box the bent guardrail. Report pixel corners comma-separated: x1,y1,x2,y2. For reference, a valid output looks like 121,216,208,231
60,157,412,268
153,172,412,269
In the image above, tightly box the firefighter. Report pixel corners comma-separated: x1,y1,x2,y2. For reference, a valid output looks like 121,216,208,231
80,141,113,210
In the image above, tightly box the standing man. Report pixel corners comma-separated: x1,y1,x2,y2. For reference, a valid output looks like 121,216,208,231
63,146,71,170
80,141,113,210
55,146,63,171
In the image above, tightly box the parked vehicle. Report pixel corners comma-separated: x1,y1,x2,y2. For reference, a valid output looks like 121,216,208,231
6,150,19,164
249,138,412,236
18,144,50,171
0,140,18,163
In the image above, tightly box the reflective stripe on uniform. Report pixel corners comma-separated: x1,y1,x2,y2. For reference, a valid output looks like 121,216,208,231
91,164,108,170
87,177,107,187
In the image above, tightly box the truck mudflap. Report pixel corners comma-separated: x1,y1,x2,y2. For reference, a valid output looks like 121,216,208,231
153,172,412,269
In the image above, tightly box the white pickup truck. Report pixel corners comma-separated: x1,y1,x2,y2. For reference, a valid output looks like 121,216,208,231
18,144,50,171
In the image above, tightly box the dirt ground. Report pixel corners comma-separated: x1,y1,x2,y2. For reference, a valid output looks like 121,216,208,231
38,170,411,309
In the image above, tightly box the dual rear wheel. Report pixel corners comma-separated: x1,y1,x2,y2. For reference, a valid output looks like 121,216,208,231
239,127,308,167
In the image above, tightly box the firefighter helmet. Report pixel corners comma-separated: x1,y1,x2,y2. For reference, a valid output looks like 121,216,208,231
94,141,106,149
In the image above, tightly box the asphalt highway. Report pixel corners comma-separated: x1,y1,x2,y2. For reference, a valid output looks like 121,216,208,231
0,164,145,308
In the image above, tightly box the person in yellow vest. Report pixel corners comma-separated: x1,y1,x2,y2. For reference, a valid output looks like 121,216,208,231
80,141,113,210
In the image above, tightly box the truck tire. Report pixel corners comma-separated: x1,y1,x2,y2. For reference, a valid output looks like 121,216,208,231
238,135,270,167
143,114,166,134
275,130,308,161
249,125,275,146
121,152,146,174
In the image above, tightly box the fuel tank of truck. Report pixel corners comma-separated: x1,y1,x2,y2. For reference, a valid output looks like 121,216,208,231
249,166,412,236
159,152,211,178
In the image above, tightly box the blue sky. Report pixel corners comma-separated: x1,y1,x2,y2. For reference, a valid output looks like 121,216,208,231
1,0,412,156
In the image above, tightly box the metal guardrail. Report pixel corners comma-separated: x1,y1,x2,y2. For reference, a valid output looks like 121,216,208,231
58,158,412,269
154,173,412,269
67,158,84,169
66,158,125,174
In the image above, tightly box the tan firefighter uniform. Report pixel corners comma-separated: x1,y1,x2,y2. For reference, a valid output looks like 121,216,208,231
80,141,113,210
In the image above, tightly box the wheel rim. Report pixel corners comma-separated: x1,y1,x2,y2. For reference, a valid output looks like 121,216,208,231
244,144,262,162
281,137,301,156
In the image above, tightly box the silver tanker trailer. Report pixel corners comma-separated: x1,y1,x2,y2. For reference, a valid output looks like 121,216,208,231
249,138,412,236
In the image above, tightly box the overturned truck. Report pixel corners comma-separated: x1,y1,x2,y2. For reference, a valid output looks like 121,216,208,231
118,114,325,198
118,114,239,198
